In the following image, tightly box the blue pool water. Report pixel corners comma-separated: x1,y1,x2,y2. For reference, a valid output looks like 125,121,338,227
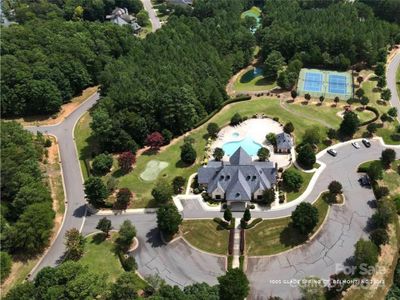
223,136,262,156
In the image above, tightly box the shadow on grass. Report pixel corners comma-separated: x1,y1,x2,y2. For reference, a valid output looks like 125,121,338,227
112,168,125,178
279,223,308,247
92,232,107,244
255,77,274,86
175,160,193,168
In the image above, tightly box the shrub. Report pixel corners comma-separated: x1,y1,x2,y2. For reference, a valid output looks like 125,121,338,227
228,229,234,255
372,200,395,229
354,239,379,275
367,161,383,181
115,188,132,209
116,220,136,252
118,151,136,173
283,122,294,134
172,176,186,194
370,228,389,247
92,153,113,175
328,181,342,195
180,142,196,165
161,129,173,145
282,169,304,191
243,208,251,222
119,254,137,271
224,207,232,222
246,218,262,229
213,147,225,161
44,139,52,147
207,122,220,138
373,185,389,200
0,252,12,283
230,113,242,126
240,218,247,229
381,149,396,169
240,229,245,255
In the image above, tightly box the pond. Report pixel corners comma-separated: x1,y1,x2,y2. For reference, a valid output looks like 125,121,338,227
240,67,263,83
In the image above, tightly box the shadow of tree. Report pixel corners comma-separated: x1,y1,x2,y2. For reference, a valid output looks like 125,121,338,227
279,223,308,247
91,232,106,244
146,227,165,248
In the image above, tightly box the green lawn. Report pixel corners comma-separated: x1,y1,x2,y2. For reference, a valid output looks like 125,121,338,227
115,98,342,207
284,165,315,202
80,233,124,282
181,219,229,255
241,6,261,18
355,108,376,123
361,76,400,144
246,196,329,256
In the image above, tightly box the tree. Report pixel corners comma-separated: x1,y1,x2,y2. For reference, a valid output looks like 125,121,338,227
172,176,186,194
319,95,324,105
356,88,365,99
264,50,285,80
297,144,316,169
369,228,389,247
116,220,136,252
213,147,225,161
283,122,294,134
257,147,270,161
118,151,136,173
334,96,340,106
84,177,108,207
367,161,383,181
266,133,277,146
96,217,112,237
207,122,220,138
0,252,12,283
328,181,343,195
339,111,360,137
136,9,149,26
291,202,319,235
218,268,250,300
64,228,85,261
360,96,369,107
354,239,379,274
381,88,391,101
291,90,297,100
282,169,304,191
145,132,164,151
277,71,290,90
299,276,325,300
161,129,173,145
327,128,336,140
302,127,322,145
374,186,390,200
367,123,378,135
115,188,132,209
388,107,398,118
110,272,138,300
230,113,242,126
375,62,385,77
381,149,396,169
151,180,173,203
3,282,36,300
372,200,394,228
180,142,197,165
304,93,311,101
92,153,113,175
262,188,275,206
243,208,251,222
223,207,232,222
157,204,182,237
377,75,386,89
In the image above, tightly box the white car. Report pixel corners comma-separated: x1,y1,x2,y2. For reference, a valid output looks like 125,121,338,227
352,142,360,149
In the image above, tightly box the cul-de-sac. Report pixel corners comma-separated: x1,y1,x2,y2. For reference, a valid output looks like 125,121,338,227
1,0,400,299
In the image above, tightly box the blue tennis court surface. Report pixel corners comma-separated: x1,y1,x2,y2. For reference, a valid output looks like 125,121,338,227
328,74,347,94
304,72,323,92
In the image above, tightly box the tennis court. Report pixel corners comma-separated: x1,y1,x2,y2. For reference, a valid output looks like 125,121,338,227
297,68,352,100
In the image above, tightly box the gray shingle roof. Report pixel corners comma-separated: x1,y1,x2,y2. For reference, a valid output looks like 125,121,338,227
276,132,293,151
197,147,277,201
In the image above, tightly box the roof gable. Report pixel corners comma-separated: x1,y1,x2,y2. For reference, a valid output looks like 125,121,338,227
229,147,252,165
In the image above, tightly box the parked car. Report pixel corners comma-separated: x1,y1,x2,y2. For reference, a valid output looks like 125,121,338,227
352,142,360,149
362,139,371,148
327,149,337,156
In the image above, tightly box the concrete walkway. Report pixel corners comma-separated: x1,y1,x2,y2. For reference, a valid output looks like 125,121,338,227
232,218,241,268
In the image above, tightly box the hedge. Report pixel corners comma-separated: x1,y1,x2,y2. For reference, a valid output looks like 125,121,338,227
227,255,233,270
246,218,262,229
239,229,245,255
193,95,251,128
239,255,245,270
84,158,92,177
118,252,137,271
359,106,380,126
228,229,235,255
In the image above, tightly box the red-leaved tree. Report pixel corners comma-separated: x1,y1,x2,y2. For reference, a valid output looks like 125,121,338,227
145,132,164,151
118,151,136,173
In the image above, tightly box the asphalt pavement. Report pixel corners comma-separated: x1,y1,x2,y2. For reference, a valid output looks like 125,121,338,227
387,52,400,122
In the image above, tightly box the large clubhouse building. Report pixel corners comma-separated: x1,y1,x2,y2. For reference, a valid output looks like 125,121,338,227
198,147,277,206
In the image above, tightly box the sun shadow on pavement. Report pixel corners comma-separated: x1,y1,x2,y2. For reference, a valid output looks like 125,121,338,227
146,227,165,248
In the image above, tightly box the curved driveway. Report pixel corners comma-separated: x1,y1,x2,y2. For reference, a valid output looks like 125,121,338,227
25,92,99,277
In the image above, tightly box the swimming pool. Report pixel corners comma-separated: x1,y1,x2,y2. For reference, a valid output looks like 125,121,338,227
222,136,262,156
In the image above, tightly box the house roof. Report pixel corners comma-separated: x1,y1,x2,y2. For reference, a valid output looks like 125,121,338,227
276,132,293,150
197,147,277,201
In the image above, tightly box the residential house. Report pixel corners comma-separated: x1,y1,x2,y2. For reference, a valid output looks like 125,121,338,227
276,132,293,153
106,7,142,33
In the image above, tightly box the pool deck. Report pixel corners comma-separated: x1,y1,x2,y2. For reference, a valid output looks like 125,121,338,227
211,118,291,168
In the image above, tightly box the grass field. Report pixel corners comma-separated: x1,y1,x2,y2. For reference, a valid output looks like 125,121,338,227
361,76,400,144
284,165,315,202
233,67,277,92
355,108,376,123
246,195,329,256
181,219,229,255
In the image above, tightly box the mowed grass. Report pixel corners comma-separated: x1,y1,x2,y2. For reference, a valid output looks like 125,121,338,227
116,98,342,207
233,68,277,92
284,165,314,202
80,233,124,282
355,108,376,123
361,77,400,144
181,220,229,255
246,196,329,256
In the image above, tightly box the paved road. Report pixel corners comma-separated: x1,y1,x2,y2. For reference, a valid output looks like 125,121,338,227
387,52,400,122
141,0,161,32
247,141,400,299
25,92,99,278
82,213,226,287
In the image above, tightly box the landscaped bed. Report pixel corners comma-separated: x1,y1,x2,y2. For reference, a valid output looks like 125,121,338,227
245,196,329,256
181,219,229,255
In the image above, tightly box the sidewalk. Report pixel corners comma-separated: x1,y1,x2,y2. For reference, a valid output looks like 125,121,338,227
232,218,241,268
